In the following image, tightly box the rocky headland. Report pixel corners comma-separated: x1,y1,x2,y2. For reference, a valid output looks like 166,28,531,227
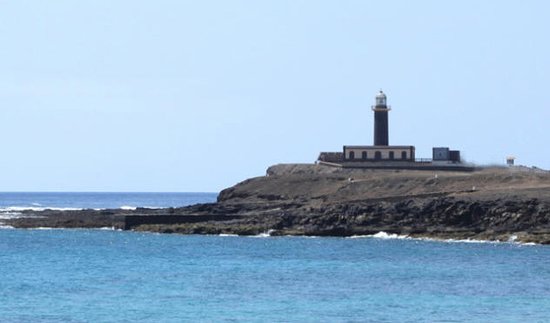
5,164,550,244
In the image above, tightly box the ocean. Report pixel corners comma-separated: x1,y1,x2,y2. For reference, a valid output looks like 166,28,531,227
1,193,549,322
0,192,218,211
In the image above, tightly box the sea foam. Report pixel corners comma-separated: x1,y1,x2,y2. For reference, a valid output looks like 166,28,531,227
251,229,276,238
348,231,538,246
0,206,83,212
219,233,239,237
0,205,154,213
348,232,409,240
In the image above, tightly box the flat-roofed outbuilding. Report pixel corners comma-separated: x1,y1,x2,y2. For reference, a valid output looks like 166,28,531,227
343,145,415,161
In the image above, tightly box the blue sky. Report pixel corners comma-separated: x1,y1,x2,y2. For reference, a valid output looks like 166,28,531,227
1,1,549,192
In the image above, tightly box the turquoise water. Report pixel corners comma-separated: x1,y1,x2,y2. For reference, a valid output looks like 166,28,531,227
1,230,549,322
0,193,549,322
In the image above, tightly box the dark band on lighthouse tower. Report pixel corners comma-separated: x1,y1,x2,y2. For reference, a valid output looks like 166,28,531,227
319,89,464,166
372,90,390,146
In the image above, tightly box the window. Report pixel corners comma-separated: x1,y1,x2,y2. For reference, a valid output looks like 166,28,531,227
375,151,382,160
401,151,408,160
349,151,355,160
361,151,367,160
389,151,394,160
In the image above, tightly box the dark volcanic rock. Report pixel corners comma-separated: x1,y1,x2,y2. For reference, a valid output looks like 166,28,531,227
5,164,550,244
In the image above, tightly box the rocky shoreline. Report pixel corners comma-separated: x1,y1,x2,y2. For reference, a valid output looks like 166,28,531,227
4,164,550,244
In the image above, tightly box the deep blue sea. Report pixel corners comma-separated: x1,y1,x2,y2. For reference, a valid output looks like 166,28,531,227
0,192,217,211
1,193,549,322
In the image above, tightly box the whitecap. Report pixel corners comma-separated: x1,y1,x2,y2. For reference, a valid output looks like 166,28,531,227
0,206,83,212
219,233,239,237
98,226,116,231
251,229,276,238
441,238,500,244
347,231,535,246
346,232,409,239
0,213,47,220
0,213,24,220
371,231,409,240
119,206,137,211
406,235,537,246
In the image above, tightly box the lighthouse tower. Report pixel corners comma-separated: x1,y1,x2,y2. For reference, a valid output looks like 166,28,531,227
372,90,390,146
338,89,414,163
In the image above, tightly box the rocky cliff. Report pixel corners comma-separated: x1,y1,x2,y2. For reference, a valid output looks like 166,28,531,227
7,164,550,244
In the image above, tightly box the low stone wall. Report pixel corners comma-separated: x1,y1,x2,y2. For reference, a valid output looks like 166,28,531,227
340,161,476,171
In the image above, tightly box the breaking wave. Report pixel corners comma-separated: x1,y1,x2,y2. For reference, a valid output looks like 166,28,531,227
348,231,538,245
251,229,276,238
219,233,239,237
0,205,156,213
348,232,409,239
0,206,84,212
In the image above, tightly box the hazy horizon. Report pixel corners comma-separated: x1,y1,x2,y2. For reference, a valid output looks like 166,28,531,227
1,1,549,192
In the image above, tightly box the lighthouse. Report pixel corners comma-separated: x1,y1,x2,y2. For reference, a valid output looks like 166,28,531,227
372,90,390,146
325,89,415,163
318,89,467,168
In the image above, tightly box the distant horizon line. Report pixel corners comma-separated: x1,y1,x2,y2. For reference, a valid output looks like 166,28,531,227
0,191,219,194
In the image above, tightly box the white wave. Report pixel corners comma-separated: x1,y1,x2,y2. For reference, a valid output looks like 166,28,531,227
0,225,14,229
437,238,536,246
0,213,47,220
215,231,539,246
415,235,524,245
439,238,500,244
251,229,276,238
219,233,238,237
390,234,537,246
347,233,411,240
0,213,23,220
0,206,83,212
253,233,270,238
377,234,500,244
371,231,409,239
0,205,164,213
26,227,123,232
346,231,539,246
